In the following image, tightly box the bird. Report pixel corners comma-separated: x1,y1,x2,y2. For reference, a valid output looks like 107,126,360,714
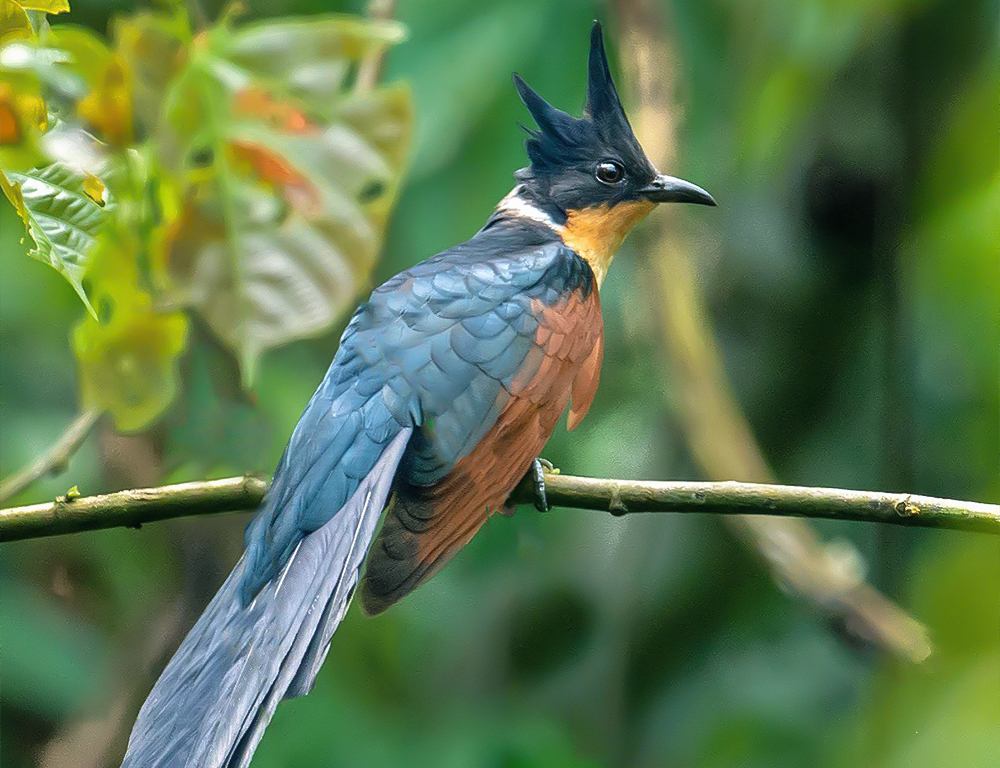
120,21,715,768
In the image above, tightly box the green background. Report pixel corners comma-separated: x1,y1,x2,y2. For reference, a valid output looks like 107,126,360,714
1,0,997,766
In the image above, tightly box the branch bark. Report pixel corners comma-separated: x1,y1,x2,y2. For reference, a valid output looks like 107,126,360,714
611,0,935,663
1,474,995,543
0,408,102,503
0,477,267,542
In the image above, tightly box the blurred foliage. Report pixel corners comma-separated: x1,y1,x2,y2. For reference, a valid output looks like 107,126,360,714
1,0,412,433
1,1,997,768
72,219,189,431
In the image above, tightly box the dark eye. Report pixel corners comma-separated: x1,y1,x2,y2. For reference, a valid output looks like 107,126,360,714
595,161,625,185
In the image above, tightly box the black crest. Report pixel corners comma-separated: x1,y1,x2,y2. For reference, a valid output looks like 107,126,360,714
511,21,655,208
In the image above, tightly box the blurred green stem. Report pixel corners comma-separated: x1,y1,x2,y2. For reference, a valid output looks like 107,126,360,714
1,473,995,544
355,0,398,91
613,0,933,664
0,408,102,504
186,0,208,31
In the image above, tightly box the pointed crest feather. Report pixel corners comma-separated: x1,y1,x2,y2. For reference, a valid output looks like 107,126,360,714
511,21,655,193
586,21,626,123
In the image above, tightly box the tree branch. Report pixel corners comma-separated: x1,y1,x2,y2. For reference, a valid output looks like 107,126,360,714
1,473,995,543
0,477,267,542
0,408,102,504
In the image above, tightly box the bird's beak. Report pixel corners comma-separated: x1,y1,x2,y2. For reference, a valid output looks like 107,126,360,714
639,174,716,206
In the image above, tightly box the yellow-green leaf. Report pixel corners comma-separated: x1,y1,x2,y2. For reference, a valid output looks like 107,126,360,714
1,166,30,221
81,171,106,206
73,229,189,433
18,1,70,14
0,2,33,44
112,10,190,130
43,25,135,146
2,163,111,316
1,1,68,44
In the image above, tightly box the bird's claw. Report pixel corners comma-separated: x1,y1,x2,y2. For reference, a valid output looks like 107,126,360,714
532,457,557,513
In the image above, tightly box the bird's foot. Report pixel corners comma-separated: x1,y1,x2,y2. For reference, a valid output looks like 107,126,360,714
531,457,559,513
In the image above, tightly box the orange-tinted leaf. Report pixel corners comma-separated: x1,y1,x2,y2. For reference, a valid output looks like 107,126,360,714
229,140,319,214
159,16,413,384
0,100,15,143
158,189,224,296
0,82,47,169
162,177,371,384
0,85,46,142
233,88,314,134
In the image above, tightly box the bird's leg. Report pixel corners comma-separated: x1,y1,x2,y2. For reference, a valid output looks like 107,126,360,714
503,458,559,515
531,457,558,513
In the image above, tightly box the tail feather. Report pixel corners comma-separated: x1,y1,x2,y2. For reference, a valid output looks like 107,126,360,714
121,428,412,768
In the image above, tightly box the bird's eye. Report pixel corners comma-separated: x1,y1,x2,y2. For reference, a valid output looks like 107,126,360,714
595,161,625,185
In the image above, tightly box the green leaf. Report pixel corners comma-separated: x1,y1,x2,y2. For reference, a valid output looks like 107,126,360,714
160,15,412,386
73,225,189,432
222,14,406,114
2,163,111,316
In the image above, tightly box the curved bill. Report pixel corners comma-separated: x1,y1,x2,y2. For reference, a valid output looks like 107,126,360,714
639,174,716,206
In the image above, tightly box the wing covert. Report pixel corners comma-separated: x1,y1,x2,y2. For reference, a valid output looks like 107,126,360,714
361,240,604,613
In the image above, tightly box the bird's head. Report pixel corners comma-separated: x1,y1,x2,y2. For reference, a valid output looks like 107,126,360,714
509,22,714,284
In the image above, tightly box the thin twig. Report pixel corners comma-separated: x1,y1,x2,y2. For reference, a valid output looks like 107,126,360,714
355,0,398,92
612,0,934,663
0,473,995,543
0,408,102,504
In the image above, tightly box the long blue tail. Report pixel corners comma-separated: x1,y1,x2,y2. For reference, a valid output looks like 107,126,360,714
121,427,412,768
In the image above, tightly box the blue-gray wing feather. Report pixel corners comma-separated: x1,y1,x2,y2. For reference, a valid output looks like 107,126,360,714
121,429,411,768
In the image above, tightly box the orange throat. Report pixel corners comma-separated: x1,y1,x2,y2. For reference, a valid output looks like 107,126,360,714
560,200,654,286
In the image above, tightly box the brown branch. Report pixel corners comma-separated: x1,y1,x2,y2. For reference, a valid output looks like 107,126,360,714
0,476,267,542
611,0,934,663
0,408,102,504
1,474,995,544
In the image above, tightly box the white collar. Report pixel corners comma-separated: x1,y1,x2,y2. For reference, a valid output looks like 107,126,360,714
493,186,565,233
